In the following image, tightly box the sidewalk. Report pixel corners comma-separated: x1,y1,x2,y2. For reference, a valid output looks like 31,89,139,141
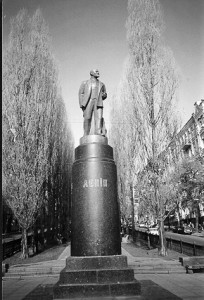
2,242,204,300
122,242,204,300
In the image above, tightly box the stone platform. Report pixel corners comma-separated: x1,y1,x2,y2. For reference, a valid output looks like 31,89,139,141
53,255,141,298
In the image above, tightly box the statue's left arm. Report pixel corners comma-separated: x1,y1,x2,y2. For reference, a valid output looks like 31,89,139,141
79,81,86,109
101,84,107,100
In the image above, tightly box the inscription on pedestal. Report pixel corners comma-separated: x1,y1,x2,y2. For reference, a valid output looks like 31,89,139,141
83,178,108,188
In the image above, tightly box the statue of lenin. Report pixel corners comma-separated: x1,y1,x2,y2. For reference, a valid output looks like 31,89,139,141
79,69,107,136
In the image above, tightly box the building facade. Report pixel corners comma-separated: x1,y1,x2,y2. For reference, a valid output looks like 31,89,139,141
165,99,204,226
166,99,204,164
134,100,204,226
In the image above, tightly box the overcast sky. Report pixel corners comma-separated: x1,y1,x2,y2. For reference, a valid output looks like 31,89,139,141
3,0,204,146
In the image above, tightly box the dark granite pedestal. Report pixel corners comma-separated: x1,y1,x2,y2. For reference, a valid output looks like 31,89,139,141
53,135,141,298
71,135,121,256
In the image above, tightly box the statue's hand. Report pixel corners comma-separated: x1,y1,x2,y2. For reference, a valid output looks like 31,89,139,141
102,92,107,100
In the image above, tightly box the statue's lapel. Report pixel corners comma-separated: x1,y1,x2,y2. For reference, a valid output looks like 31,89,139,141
87,79,92,98
98,81,102,96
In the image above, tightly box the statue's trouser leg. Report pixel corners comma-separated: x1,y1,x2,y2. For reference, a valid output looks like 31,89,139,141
83,100,94,136
83,119,91,136
94,106,103,135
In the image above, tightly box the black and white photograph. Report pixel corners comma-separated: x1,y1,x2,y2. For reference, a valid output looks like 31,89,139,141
2,0,204,299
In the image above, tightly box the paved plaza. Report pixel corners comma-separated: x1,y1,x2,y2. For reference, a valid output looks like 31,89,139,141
2,243,204,300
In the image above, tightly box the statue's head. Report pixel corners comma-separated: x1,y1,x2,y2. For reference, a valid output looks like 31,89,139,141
90,69,100,78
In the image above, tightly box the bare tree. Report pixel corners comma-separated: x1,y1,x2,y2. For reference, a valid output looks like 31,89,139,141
109,0,180,255
2,9,73,258
44,97,74,246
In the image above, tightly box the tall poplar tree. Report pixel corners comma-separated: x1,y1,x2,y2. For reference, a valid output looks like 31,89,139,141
109,0,180,255
3,9,74,258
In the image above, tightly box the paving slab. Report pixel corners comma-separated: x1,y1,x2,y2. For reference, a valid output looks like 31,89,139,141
134,273,204,300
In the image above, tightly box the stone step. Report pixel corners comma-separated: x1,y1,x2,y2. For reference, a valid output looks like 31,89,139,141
133,268,185,274
5,265,185,276
65,255,128,270
59,268,135,284
5,270,61,277
4,274,59,279
7,266,63,272
5,264,185,276
130,264,184,269
9,260,65,267
53,281,141,298
5,266,63,277
7,263,64,271
129,264,185,274
133,263,182,267
4,260,65,277
130,259,182,265
128,258,186,274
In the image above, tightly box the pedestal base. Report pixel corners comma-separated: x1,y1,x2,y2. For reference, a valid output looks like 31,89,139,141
53,255,141,298
71,136,121,256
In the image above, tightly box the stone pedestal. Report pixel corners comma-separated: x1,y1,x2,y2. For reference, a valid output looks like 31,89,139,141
53,135,141,298
71,135,121,256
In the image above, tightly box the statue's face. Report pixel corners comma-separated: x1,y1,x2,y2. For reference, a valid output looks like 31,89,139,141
90,69,100,78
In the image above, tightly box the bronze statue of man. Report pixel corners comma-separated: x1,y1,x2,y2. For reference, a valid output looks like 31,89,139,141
79,69,107,136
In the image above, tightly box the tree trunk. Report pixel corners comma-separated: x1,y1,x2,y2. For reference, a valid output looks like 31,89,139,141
47,178,53,245
40,222,45,251
176,207,181,227
158,219,167,256
5,215,12,233
21,227,29,259
31,226,35,255
126,224,129,235
195,206,199,232
34,224,39,254
130,183,135,241
167,216,171,230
